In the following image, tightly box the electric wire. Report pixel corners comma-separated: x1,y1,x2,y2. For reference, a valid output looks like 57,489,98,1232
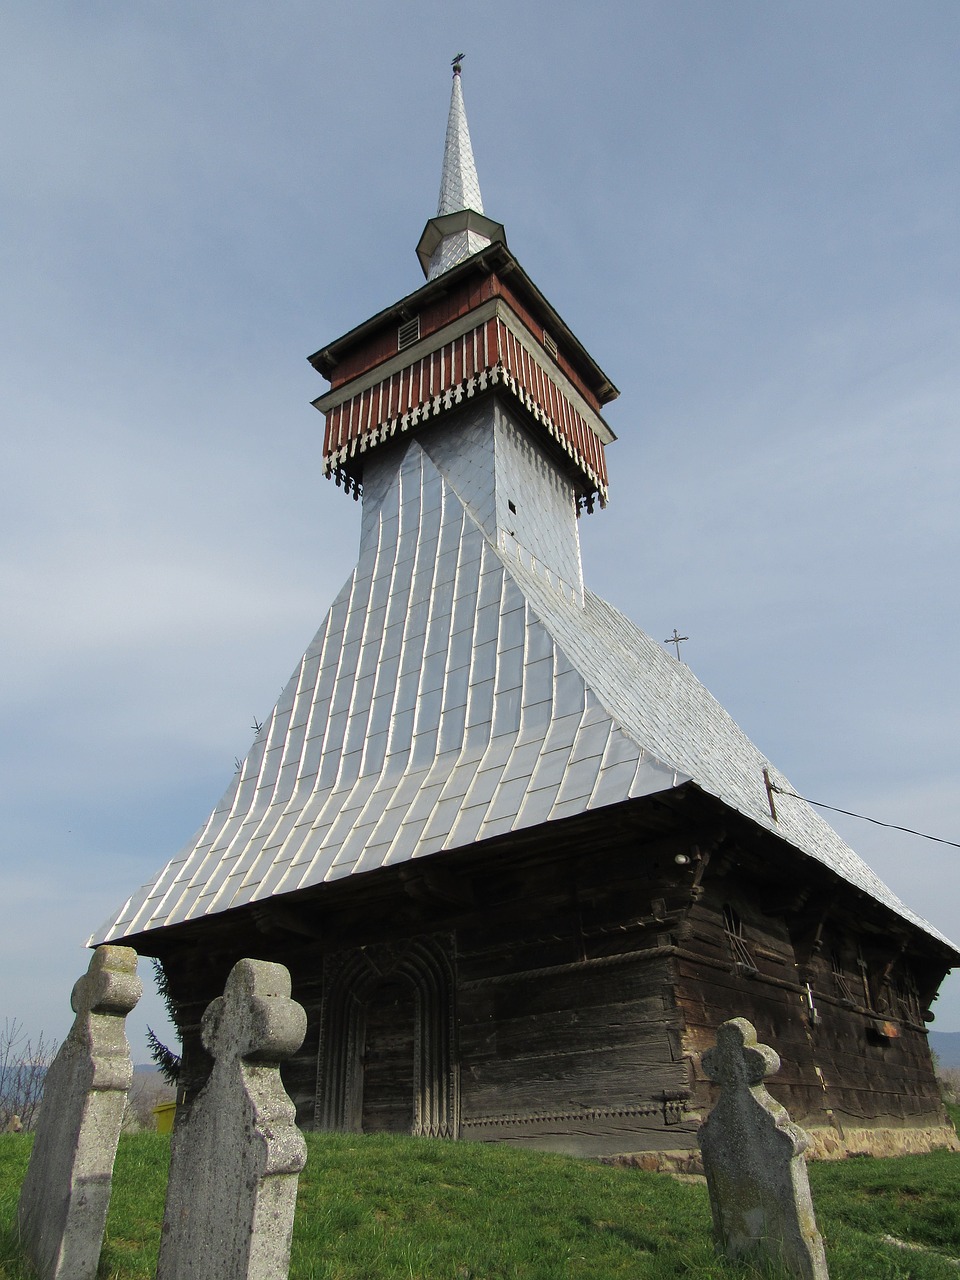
767,785,960,850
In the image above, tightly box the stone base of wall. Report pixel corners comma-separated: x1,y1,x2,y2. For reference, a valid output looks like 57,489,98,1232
802,1122,960,1161
602,1121,959,1175
601,1148,705,1176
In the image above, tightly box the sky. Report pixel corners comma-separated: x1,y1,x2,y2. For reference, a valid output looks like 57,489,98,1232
3,1,959,1058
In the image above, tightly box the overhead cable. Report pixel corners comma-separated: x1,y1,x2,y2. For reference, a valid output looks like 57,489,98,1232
767,784,960,851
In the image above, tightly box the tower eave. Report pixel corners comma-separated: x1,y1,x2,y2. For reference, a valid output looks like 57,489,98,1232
308,242,620,411
415,210,507,277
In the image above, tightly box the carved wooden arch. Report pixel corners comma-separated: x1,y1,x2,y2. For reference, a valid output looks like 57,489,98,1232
315,934,459,1138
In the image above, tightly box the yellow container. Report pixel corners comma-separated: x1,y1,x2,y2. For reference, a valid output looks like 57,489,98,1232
153,1101,177,1134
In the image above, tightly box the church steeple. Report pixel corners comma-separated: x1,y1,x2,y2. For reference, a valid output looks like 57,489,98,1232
436,56,484,217
309,60,618,515
416,59,506,280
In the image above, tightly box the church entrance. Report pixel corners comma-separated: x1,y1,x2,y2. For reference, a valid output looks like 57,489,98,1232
360,977,416,1134
315,933,460,1138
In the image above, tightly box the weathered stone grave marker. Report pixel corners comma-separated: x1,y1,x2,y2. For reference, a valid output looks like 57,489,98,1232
157,958,308,1280
17,944,142,1280
698,1017,829,1279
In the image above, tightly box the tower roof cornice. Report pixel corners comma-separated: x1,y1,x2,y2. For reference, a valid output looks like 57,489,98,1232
308,241,620,408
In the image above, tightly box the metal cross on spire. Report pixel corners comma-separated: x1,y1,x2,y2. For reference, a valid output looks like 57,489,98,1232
665,629,689,661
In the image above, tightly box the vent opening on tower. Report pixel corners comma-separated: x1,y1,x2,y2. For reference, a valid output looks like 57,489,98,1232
398,316,421,351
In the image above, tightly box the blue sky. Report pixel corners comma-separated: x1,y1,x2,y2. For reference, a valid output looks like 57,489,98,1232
3,1,959,1054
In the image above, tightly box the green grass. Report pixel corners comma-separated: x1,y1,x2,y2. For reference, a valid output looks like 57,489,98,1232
2,1131,960,1278
291,1133,719,1279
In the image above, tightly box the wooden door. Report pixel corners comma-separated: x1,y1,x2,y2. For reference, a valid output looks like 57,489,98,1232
360,977,416,1134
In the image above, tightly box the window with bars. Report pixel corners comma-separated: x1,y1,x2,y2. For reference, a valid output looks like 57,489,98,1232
895,971,922,1023
831,952,855,1006
542,329,559,359
722,905,758,973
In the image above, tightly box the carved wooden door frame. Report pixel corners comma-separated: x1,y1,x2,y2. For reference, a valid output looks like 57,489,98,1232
315,934,459,1138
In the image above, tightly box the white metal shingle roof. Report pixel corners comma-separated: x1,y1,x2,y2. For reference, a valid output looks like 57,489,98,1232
514,567,954,945
436,68,484,217
426,67,496,280
92,437,953,950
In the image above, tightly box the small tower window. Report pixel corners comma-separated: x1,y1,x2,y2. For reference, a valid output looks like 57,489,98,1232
542,329,558,359
398,316,421,351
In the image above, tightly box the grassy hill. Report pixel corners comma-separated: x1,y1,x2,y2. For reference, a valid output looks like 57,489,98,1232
3,1126,960,1278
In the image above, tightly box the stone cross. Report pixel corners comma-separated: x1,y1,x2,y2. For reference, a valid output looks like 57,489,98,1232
17,945,142,1280
157,958,308,1280
698,1017,829,1280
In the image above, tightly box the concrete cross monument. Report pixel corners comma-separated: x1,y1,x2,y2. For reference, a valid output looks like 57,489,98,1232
698,1017,829,1280
157,958,308,1280
18,945,142,1280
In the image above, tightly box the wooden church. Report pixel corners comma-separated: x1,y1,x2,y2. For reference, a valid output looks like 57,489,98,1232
93,64,959,1166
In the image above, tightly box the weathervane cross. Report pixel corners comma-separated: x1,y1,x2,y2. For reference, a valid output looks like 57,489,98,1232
665,628,689,661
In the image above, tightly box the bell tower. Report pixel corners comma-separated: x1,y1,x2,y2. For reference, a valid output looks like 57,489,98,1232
309,61,619,604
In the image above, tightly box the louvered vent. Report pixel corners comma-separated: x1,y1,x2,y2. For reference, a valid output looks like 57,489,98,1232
542,329,559,359
398,316,421,351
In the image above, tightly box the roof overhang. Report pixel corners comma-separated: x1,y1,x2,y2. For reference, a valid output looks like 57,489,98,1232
415,210,507,277
308,241,620,409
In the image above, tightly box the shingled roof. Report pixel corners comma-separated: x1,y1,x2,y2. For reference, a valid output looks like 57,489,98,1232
92,432,953,949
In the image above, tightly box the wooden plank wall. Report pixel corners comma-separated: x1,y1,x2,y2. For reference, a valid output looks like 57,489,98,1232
457,950,692,1157
449,842,697,1158
678,885,945,1134
148,799,951,1157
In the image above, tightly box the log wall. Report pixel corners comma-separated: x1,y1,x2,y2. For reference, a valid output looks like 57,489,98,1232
676,879,947,1141
148,796,954,1161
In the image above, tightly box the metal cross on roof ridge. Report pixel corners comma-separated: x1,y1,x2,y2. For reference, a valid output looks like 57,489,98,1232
665,628,689,661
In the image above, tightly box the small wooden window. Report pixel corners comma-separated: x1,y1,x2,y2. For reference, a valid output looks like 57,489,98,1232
542,329,558,359
722,905,758,973
398,317,420,351
895,971,921,1023
831,952,855,1006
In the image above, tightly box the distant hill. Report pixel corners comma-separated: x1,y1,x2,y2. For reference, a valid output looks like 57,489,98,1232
929,1031,960,1068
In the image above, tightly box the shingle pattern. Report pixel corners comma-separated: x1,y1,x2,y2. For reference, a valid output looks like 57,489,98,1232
91,441,951,949
514,564,950,944
428,228,493,280
436,72,484,216
426,71,492,280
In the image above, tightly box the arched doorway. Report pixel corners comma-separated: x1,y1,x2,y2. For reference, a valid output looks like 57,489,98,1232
315,934,459,1138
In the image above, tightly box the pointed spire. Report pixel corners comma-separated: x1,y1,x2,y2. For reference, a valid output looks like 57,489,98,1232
436,59,484,217
416,58,507,281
